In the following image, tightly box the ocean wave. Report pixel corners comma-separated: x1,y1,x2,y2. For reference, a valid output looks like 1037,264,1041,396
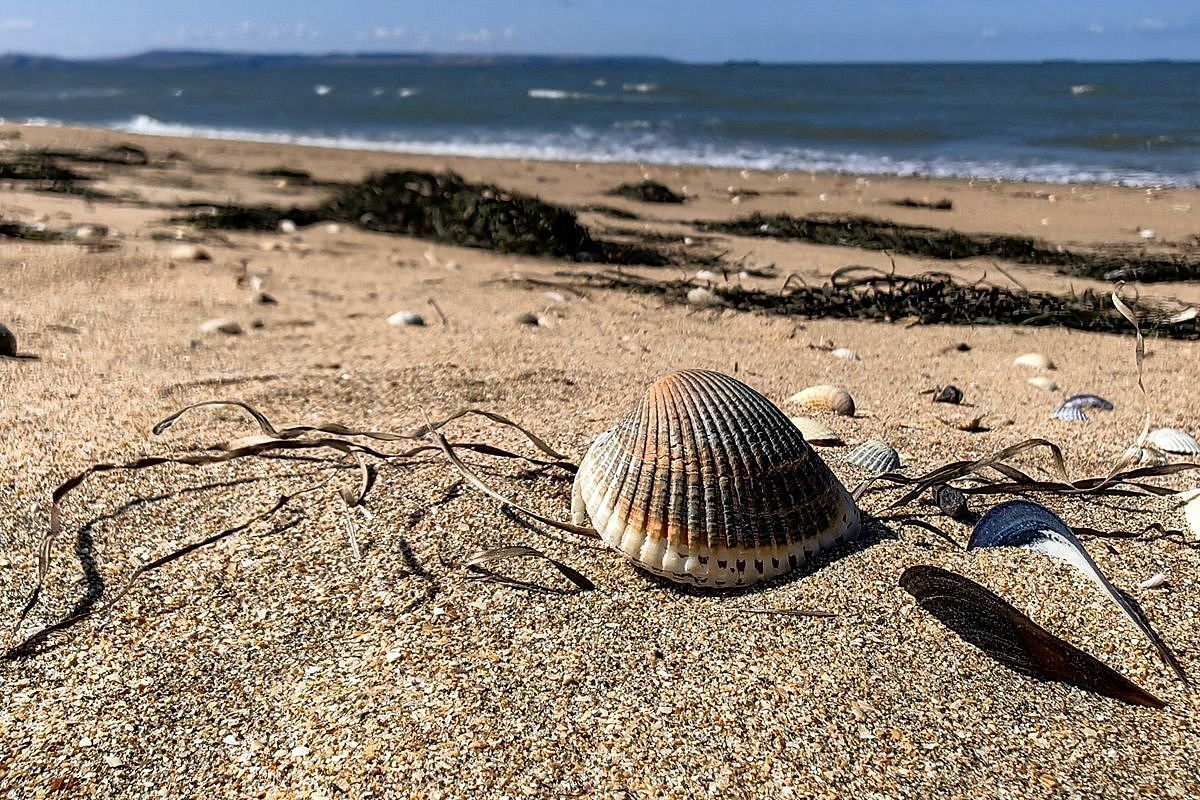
107,115,1197,187
527,88,607,101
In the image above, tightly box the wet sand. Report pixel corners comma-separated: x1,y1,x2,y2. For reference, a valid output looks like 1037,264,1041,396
1,123,1199,799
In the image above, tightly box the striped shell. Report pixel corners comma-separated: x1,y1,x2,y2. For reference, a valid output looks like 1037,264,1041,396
1148,428,1200,455
571,370,862,587
788,384,856,416
1051,403,1089,422
846,439,902,474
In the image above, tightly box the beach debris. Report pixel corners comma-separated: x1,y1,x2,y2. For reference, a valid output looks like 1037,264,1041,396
937,411,987,432
278,219,297,234
464,546,593,592
0,323,15,357
1051,394,1112,422
1116,446,1169,468
931,483,972,522
788,416,843,446
198,318,242,335
788,385,855,416
1027,376,1059,393
932,385,963,404
1051,403,1089,422
1013,352,1055,370
1148,428,1200,455
846,439,901,475
694,269,719,282
686,287,717,307
609,180,685,204
1138,572,1169,590
890,197,953,211
571,370,861,586
255,292,278,305
387,311,426,327
170,244,210,262
510,311,540,326
900,565,1164,708
1180,489,1200,541
72,224,104,243
967,499,1188,683
326,223,341,235
1139,228,1156,240
831,347,860,361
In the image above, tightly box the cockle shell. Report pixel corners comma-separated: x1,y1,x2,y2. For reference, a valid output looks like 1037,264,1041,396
1013,352,1055,370
788,416,843,446
846,439,902,474
1148,428,1200,455
571,370,862,587
788,384,856,416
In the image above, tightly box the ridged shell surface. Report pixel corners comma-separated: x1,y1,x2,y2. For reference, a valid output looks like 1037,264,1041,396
1149,428,1200,455
846,439,902,474
1051,403,1089,422
571,370,862,587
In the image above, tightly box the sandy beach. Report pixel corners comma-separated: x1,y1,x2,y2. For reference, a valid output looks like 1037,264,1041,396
2,122,1200,799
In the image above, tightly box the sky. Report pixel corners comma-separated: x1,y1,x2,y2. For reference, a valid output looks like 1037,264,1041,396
0,1,1197,62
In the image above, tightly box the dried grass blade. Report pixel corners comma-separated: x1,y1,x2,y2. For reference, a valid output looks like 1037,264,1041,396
464,545,594,591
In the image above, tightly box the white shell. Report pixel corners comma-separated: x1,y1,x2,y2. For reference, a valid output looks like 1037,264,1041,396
1027,376,1060,393
571,370,862,587
1148,428,1200,455
846,439,902,474
831,348,861,361
387,311,426,326
170,244,210,262
199,318,242,335
788,385,856,416
789,416,843,446
1180,489,1200,541
1118,446,1168,468
1013,352,1055,370
686,287,717,306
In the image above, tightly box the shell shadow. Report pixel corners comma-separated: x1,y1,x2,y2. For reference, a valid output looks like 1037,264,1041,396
635,513,899,598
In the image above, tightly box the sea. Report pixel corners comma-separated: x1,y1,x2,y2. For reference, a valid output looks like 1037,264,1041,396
1,59,1198,187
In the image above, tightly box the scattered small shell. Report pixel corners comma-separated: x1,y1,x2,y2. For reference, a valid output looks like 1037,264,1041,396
170,244,210,262
1051,403,1089,422
1027,376,1059,393
788,416,843,446
198,318,242,335
1138,228,1156,239
846,439,901,474
1148,428,1200,455
933,385,963,404
694,269,718,282
260,240,285,252
1117,446,1168,468
387,311,425,327
278,219,298,234
686,287,717,306
788,385,855,416
831,347,860,361
1138,572,1169,590
510,311,540,326
444,260,461,271
0,322,16,357
1013,352,1055,370
1062,394,1114,412
326,223,341,235
543,291,568,304
1180,489,1200,541
73,225,102,242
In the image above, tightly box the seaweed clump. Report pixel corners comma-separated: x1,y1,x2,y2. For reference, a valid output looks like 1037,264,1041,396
0,155,88,189
610,180,685,204
183,169,670,265
705,212,1200,282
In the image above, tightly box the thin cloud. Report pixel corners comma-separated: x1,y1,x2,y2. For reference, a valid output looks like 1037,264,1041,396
455,28,494,44
1136,18,1166,31
1087,23,1104,34
0,18,34,31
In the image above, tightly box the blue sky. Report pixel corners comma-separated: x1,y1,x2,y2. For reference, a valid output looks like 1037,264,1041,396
1,1,1197,62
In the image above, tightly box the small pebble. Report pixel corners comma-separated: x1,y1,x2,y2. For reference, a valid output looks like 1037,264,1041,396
278,219,297,234
387,311,425,327
933,385,963,404
199,318,242,335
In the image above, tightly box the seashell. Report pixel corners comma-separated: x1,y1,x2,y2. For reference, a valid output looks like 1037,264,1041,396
1148,428,1200,455
933,385,963,404
199,318,242,335
694,269,718,282
788,416,843,447
1138,572,1169,590
570,370,862,587
830,347,860,361
1013,352,1055,370
788,385,855,416
278,219,298,234
969,499,1187,682
846,439,901,474
0,322,15,357
387,311,425,327
1117,446,1168,468
1062,394,1113,412
170,244,210,262
1180,489,1200,541
1051,403,1088,422
1027,376,1059,393
931,483,970,522
686,287,717,306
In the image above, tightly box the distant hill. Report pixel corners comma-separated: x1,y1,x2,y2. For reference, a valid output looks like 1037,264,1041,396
0,50,677,70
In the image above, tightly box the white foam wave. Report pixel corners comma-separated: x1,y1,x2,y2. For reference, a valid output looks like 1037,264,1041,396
622,83,658,93
527,88,598,101
108,115,1196,187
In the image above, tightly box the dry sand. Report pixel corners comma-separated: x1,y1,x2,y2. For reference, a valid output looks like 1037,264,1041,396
2,123,1200,799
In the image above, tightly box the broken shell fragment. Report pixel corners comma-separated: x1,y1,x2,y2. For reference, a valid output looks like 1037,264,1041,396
788,416,843,446
571,370,862,587
788,385,855,417
387,311,426,327
1148,428,1200,455
831,347,860,361
846,439,901,475
1013,352,1055,370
